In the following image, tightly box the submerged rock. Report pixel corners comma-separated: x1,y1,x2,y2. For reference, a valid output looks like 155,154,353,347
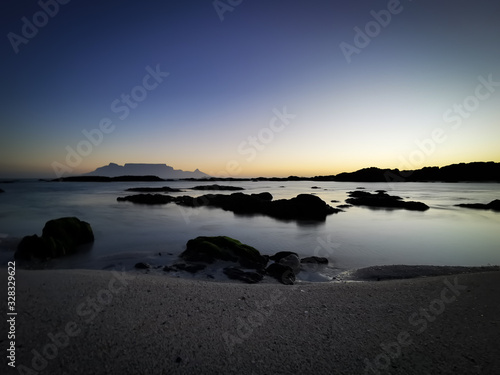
223,267,263,283
0,188,4,193
162,263,207,273
134,262,151,269
345,190,429,211
301,256,329,265
173,263,207,274
117,194,174,204
455,199,500,212
126,186,182,193
191,184,244,191
15,217,94,260
180,236,268,270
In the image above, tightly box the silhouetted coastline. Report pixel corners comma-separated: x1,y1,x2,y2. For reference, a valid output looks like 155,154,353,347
48,161,500,183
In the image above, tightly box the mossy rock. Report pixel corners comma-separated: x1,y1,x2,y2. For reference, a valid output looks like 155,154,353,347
42,217,94,250
15,217,94,260
181,236,268,269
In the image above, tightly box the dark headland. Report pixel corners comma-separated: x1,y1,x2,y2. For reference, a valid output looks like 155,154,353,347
51,161,500,182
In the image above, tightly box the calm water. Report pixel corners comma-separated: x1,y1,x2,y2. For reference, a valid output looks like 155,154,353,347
0,180,499,277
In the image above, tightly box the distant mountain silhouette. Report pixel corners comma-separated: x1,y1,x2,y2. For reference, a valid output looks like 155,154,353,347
86,163,210,179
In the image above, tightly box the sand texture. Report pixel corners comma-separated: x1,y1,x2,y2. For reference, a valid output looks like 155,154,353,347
8,268,500,374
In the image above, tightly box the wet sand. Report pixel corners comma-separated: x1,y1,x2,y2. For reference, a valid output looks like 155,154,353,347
10,267,500,374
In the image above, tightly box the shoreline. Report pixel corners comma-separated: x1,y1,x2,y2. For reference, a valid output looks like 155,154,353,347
10,267,500,374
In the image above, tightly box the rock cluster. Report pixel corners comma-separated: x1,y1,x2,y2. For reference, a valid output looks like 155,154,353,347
190,184,244,191
117,192,340,221
345,190,429,211
154,236,329,285
125,186,182,192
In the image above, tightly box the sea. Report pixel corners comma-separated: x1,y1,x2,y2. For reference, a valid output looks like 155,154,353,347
0,180,499,281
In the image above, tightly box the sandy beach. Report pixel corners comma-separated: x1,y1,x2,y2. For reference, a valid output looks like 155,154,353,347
7,268,500,374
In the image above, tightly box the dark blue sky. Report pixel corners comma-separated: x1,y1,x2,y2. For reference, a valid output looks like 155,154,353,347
1,0,499,178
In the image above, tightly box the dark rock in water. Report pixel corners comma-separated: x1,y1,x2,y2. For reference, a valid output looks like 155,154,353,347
269,251,299,262
301,256,329,265
455,199,500,212
223,267,263,283
267,194,340,220
163,265,175,272
191,184,244,191
330,200,339,203
337,204,351,209
118,190,339,221
15,217,94,260
117,194,174,205
126,186,182,193
346,190,429,211
311,186,321,189
270,252,300,274
277,254,301,275
135,262,151,269
16,235,55,260
266,263,295,285
173,263,206,274
0,188,4,193
180,236,268,270
251,192,273,201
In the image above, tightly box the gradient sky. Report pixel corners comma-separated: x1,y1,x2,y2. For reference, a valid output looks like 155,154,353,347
1,0,499,178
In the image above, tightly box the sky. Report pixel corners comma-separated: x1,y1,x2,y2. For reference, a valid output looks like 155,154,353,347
1,0,499,178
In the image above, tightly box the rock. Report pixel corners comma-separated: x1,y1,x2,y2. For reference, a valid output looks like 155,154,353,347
119,191,340,221
337,204,351,209
311,186,321,189
0,188,4,193
173,263,206,274
266,263,295,285
489,200,500,211
16,235,59,260
223,267,263,283
134,262,151,269
117,194,174,204
251,192,273,201
346,190,429,211
455,199,500,212
267,194,341,220
15,217,94,260
278,254,301,274
126,186,182,192
269,252,300,274
301,256,329,265
191,184,244,191
269,251,299,262
180,236,268,270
